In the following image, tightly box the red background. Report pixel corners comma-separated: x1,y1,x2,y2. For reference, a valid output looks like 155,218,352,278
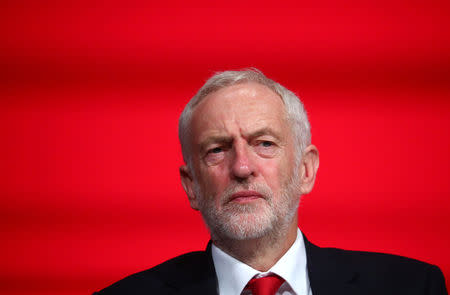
1,1,449,294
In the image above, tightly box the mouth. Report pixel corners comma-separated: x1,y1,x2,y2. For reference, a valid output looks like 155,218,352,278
228,190,264,204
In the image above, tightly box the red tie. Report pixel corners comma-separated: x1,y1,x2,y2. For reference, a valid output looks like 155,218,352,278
245,274,285,295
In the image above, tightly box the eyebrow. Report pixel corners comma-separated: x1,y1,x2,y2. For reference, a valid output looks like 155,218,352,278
244,127,282,142
199,136,233,153
199,127,282,152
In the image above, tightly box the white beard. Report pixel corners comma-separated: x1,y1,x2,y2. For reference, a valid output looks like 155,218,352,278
194,169,301,241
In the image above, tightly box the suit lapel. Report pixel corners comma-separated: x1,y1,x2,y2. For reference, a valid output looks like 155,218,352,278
162,236,361,295
165,242,218,295
304,235,360,295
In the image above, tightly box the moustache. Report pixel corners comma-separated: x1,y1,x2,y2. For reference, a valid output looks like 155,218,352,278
221,183,273,205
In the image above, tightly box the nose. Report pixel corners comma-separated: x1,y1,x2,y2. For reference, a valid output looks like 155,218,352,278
230,142,254,180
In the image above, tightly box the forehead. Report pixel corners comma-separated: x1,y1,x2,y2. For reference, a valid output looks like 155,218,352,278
190,82,288,140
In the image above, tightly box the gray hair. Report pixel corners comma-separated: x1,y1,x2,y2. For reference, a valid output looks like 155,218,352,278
178,68,311,167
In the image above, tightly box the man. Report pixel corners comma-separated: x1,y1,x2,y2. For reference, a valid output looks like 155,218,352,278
95,69,447,294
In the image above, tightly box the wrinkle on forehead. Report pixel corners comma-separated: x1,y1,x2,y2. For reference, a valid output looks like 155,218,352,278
190,83,289,148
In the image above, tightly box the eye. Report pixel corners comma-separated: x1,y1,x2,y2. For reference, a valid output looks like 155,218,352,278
204,146,226,166
260,141,273,147
209,147,223,154
254,139,277,158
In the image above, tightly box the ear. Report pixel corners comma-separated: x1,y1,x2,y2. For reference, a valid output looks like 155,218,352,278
179,164,200,210
299,145,320,195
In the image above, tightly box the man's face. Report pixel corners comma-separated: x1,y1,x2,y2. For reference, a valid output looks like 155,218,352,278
183,82,301,241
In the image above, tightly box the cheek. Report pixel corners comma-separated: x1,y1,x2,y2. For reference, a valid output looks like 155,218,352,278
198,166,229,195
261,157,295,189
259,161,284,189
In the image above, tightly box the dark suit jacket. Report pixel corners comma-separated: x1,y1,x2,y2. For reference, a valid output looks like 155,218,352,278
94,236,447,294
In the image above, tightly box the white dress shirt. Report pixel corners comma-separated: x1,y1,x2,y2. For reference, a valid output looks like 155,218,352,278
211,229,312,295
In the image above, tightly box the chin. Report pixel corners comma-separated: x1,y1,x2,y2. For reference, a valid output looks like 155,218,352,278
204,204,277,241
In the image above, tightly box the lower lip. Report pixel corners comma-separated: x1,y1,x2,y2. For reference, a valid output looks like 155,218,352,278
230,195,261,203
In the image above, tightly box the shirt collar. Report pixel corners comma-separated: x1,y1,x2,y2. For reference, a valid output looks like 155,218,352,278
211,228,309,295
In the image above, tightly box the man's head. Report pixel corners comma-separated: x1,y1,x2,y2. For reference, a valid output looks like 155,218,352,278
179,69,311,167
178,69,319,243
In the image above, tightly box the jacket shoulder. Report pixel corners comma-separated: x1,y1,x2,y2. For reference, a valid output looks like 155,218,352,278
326,247,447,294
331,247,437,270
94,250,212,295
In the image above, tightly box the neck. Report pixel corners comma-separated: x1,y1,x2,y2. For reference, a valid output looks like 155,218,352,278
212,219,298,271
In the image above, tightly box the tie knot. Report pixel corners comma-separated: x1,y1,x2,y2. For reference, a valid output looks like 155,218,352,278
245,274,285,295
